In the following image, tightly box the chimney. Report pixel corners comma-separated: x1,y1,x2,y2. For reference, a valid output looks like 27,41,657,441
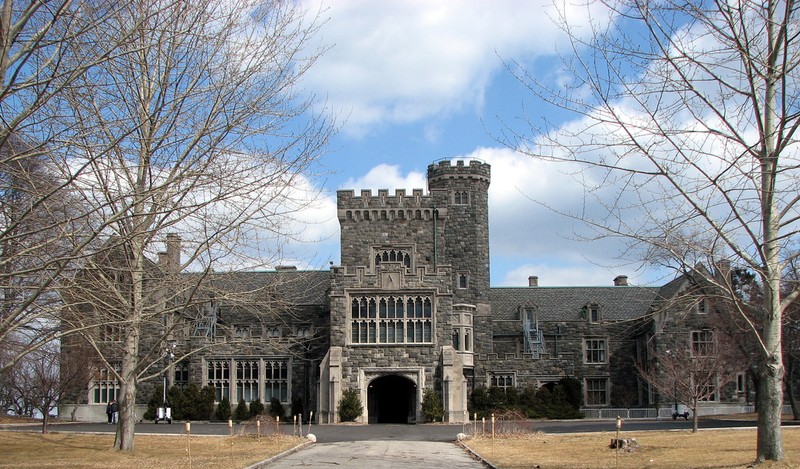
613,275,628,286
528,276,539,287
715,260,731,284
275,265,298,271
165,233,181,272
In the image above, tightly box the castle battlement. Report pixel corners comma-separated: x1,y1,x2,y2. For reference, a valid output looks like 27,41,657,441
337,188,429,209
338,188,448,222
427,158,490,185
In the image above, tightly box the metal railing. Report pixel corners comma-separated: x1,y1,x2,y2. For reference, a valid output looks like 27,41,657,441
582,404,790,420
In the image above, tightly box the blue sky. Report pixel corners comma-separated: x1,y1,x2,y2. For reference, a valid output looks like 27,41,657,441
284,0,666,287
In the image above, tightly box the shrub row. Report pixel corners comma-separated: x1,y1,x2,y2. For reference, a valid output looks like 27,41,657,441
470,377,584,419
143,385,288,422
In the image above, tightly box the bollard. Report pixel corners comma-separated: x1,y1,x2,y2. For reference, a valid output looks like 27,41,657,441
491,414,496,457
615,416,622,468
185,422,192,469
293,414,297,436
257,419,261,441
308,411,313,436
228,419,234,462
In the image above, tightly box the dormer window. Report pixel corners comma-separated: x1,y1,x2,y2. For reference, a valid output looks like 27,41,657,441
697,298,707,314
585,303,601,323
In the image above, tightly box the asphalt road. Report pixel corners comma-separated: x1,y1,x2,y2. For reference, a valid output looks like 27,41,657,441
2,417,768,442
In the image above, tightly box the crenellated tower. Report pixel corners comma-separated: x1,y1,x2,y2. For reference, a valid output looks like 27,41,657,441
319,158,489,424
427,159,491,304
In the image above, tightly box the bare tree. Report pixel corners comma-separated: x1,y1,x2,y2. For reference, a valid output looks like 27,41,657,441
56,0,331,452
636,339,739,432
508,0,799,461
0,339,92,433
0,0,140,369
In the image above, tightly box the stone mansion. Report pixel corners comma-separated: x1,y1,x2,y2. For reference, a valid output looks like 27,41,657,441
61,159,753,423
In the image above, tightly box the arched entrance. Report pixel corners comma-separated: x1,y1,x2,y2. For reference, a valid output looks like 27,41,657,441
367,375,416,424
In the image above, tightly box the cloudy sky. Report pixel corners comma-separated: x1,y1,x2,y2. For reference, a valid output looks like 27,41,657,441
283,0,665,287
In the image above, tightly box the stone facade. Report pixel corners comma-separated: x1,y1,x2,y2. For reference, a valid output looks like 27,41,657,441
61,158,757,423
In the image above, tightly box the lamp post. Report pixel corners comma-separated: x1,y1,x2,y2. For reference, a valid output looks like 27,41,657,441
666,349,678,419
158,341,176,423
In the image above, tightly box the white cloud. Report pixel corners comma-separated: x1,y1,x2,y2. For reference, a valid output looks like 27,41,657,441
502,263,620,287
340,163,427,192
300,0,612,136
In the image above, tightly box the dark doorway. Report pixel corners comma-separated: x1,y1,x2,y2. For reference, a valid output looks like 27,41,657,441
367,375,416,424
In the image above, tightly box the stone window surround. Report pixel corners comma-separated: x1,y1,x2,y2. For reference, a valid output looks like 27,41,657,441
696,375,719,402
453,190,469,205
691,330,714,357
89,364,120,404
349,293,436,345
174,360,190,387
488,371,516,390
584,377,609,406
585,303,601,323
457,272,469,289
735,372,746,393
696,297,708,314
99,322,124,343
452,311,473,352
583,337,608,364
204,357,291,404
373,246,414,272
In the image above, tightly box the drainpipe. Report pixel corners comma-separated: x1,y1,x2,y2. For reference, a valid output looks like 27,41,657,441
433,206,438,271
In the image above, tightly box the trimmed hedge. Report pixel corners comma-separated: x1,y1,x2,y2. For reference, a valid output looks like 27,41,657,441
470,377,584,419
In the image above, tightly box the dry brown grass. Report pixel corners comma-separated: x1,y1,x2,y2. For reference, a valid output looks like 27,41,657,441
462,427,800,469
0,431,306,468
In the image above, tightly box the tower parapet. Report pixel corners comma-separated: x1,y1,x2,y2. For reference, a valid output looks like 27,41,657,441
427,159,490,187
337,189,446,223
426,158,491,304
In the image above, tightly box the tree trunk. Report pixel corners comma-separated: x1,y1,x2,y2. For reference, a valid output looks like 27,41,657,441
41,412,49,434
756,356,784,462
115,377,137,451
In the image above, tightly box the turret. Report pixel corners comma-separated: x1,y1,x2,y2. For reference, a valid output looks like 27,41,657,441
427,159,491,303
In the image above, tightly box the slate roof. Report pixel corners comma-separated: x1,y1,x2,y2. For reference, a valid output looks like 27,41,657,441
182,270,332,306
489,286,662,321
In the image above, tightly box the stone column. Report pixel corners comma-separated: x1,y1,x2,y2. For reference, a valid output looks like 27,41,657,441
441,346,468,422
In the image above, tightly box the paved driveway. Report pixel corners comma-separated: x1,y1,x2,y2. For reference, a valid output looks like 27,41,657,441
263,424,487,468
264,440,485,468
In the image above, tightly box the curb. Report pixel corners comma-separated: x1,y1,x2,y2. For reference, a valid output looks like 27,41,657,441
456,439,498,469
243,438,314,469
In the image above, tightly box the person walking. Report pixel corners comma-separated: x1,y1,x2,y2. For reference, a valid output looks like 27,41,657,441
105,402,113,424
110,400,119,424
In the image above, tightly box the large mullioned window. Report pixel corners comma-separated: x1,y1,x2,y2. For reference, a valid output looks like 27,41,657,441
90,365,120,404
350,294,434,344
206,358,290,403
584,338,607,364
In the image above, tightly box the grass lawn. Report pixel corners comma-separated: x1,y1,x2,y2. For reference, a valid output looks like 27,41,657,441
462,427,800,469
0,431,306,468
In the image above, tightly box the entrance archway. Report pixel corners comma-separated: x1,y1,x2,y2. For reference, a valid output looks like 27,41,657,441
367,375,416,424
